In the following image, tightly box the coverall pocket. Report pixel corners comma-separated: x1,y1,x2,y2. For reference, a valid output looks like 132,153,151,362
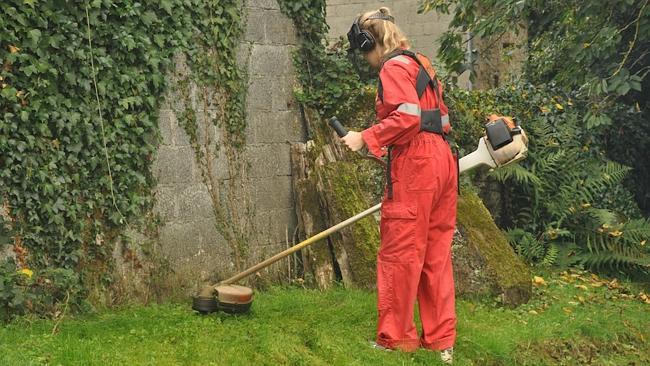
379,201,418,262
404,156,438,192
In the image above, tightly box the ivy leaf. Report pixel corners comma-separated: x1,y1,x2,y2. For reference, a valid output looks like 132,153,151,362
616,82,630,96
28,29,41,46
141,11,158,26
160,0,172,15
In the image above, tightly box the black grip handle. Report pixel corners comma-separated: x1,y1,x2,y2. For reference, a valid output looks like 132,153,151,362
328,117,348,137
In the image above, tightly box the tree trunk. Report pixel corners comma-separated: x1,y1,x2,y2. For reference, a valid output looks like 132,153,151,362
290,107,532,305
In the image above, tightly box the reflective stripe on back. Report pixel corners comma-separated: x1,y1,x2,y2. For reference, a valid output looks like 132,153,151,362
389,55,411,65
441,114,450,126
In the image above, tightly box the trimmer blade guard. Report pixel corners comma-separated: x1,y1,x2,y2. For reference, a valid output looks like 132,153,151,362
215,285,254,314
192,284,254,315
192,296,219,314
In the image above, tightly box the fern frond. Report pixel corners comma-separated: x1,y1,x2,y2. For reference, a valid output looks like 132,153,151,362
488,163,542,187
575,252,650,274
619,218,650,244
542,244,559,266
581,207,618,227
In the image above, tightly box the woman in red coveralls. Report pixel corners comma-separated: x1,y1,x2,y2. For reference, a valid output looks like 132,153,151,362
341,7,457,364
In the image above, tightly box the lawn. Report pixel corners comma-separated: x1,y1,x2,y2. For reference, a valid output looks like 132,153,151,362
1,268,648,365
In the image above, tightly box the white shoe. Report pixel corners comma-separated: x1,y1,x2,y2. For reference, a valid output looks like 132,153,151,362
440,347,453,364
368,340,392,351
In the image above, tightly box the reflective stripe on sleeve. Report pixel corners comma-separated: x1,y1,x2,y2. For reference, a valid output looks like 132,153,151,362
397,103,421,116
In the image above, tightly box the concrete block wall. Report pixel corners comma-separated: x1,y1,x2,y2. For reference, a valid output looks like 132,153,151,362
152,0,304,293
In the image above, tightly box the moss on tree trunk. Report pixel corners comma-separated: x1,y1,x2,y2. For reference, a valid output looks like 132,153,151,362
290,108,531,305
454,188,532,306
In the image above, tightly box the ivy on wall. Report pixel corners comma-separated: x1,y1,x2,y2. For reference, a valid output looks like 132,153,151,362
0,0,246,321
278,0,369,121
174,0,253,275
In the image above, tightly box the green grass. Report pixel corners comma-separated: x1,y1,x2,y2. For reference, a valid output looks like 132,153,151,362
1,268,648,365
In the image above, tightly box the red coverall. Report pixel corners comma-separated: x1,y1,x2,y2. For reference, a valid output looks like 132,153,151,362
360,51,458,352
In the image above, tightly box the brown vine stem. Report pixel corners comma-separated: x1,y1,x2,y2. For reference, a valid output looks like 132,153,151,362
51,290,70,335
85,4,128,226
610,0,648,79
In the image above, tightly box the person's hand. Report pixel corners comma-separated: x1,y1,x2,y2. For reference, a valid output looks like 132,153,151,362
341,131,366,152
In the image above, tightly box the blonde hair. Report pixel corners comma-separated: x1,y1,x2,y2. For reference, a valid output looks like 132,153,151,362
358,7,410,57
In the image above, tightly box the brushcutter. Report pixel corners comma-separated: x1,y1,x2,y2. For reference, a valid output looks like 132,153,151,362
192,116,528,314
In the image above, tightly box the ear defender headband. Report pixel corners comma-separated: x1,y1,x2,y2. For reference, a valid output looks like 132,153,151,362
347,12,395,53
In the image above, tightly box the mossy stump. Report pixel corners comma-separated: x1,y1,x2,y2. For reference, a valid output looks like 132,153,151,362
290,111,531,305
453,188,532,306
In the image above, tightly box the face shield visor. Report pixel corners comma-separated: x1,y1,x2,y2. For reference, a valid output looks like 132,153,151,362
346,18,378,82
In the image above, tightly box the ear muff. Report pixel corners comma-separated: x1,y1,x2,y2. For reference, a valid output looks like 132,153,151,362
347,13,395,53
347,18,375,53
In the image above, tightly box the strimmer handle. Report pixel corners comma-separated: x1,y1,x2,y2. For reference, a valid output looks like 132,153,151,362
329,116,348,137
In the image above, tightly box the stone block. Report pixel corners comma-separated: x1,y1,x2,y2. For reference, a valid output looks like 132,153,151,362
158,109,175,146
245,9,297,45
153,184,178,222
249,207,297,247
236,42,252,70
246,75,296,113
177,184,214,222
252,175,294,211
245,143,291,178
263,11,297,45
245,109,304,144
247,0,280,10
249,44,292,76
246,76,275,112
152,146,196,184
328,3,370,18
158,218,228,267
272,75,297,111
209,148,232,181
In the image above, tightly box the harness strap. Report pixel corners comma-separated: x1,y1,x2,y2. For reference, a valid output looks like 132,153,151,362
380,49,456,199
386,146,393,199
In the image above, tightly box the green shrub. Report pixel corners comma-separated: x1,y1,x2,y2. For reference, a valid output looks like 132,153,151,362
447,82,650,277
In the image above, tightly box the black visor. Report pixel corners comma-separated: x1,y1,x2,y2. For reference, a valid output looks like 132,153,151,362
347,21,361,51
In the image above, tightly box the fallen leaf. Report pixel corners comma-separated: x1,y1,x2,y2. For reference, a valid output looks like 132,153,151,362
18,268,33,278
562,307,573,314
574,284,588,290
608,279,620,289
608,230,623,237
638,292,650,304
528,310,538,315
8,45,20,53
533,276,547,286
